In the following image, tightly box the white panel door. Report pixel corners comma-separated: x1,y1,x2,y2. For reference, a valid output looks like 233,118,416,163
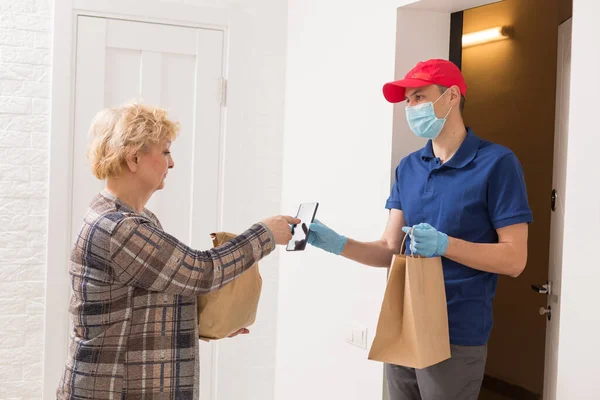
542,18,571,400
73,16,225,399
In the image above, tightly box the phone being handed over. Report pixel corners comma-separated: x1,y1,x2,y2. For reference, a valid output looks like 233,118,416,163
286,202,319,251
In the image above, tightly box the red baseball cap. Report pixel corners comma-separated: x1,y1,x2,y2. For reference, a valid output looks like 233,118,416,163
382,59,467,103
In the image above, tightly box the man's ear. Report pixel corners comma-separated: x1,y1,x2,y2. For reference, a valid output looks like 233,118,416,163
125,151,139,173
450,86,461,106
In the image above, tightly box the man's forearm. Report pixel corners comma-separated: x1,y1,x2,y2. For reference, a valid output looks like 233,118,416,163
445,237,526,277
340,238,399,268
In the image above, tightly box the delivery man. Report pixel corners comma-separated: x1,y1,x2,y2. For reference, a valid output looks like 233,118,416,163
307,59,533,400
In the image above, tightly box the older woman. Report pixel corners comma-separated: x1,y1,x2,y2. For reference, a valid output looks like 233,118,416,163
57,104,298,399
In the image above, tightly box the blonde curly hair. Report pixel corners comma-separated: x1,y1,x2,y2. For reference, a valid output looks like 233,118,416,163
87,103,180,180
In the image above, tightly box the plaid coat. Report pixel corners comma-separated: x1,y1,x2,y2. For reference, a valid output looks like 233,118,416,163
57,191,275,399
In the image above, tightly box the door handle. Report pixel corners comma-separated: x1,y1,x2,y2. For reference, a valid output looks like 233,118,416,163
531,282,552,295
539,306,552,321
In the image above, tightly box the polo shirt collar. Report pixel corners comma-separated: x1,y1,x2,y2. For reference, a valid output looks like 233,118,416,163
419,127,480,169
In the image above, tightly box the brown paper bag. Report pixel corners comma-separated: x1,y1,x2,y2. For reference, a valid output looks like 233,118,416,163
197,232,263,341
368,236,450,369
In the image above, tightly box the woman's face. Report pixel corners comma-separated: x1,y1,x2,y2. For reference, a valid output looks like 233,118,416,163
136,139,174,192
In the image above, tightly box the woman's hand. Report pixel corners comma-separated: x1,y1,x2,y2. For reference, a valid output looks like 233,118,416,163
227,328,250,338
262,215,301,245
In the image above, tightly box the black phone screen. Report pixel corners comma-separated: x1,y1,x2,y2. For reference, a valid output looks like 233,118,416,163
286,202,319,251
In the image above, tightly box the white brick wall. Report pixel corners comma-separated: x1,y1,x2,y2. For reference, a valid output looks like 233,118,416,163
0,0,53,398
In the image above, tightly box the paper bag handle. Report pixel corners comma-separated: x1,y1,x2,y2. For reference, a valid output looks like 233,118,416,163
399,227,422,258
400,227,412,256
387,228,411,273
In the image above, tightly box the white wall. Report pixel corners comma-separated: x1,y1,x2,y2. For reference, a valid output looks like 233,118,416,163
216,0,287,399
556,0,600,398
276,1,398,399
0,0,53,397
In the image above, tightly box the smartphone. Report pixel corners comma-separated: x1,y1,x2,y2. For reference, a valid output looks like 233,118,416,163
286,202,319,251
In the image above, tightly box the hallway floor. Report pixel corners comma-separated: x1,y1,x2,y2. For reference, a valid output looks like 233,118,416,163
479,388,514,400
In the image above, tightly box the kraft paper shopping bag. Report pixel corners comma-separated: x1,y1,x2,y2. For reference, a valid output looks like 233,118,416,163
197,232,262,341
368,235,450,368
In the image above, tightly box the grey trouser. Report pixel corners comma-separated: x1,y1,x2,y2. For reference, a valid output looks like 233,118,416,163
385,344,487,400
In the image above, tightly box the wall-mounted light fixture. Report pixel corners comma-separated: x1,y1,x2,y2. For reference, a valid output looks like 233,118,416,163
462,26,513,48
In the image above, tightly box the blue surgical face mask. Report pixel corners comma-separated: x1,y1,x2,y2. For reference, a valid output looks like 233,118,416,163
405,89,452,140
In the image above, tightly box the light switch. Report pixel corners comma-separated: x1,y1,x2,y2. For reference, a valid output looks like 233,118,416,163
346,323,368,350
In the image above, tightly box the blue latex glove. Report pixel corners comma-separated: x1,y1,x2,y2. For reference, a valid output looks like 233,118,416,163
307,219,347,255
402,223,449,257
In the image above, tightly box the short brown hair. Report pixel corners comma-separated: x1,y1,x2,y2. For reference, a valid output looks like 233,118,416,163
87,104,180,180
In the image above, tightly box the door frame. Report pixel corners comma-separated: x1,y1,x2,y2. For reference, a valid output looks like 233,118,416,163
43,1,229,398
542,17,571,400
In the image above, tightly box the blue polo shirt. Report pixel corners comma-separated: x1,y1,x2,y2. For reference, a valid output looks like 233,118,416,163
386,128,532,346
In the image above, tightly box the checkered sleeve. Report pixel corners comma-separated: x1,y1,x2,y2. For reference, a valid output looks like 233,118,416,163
109,217,275,295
